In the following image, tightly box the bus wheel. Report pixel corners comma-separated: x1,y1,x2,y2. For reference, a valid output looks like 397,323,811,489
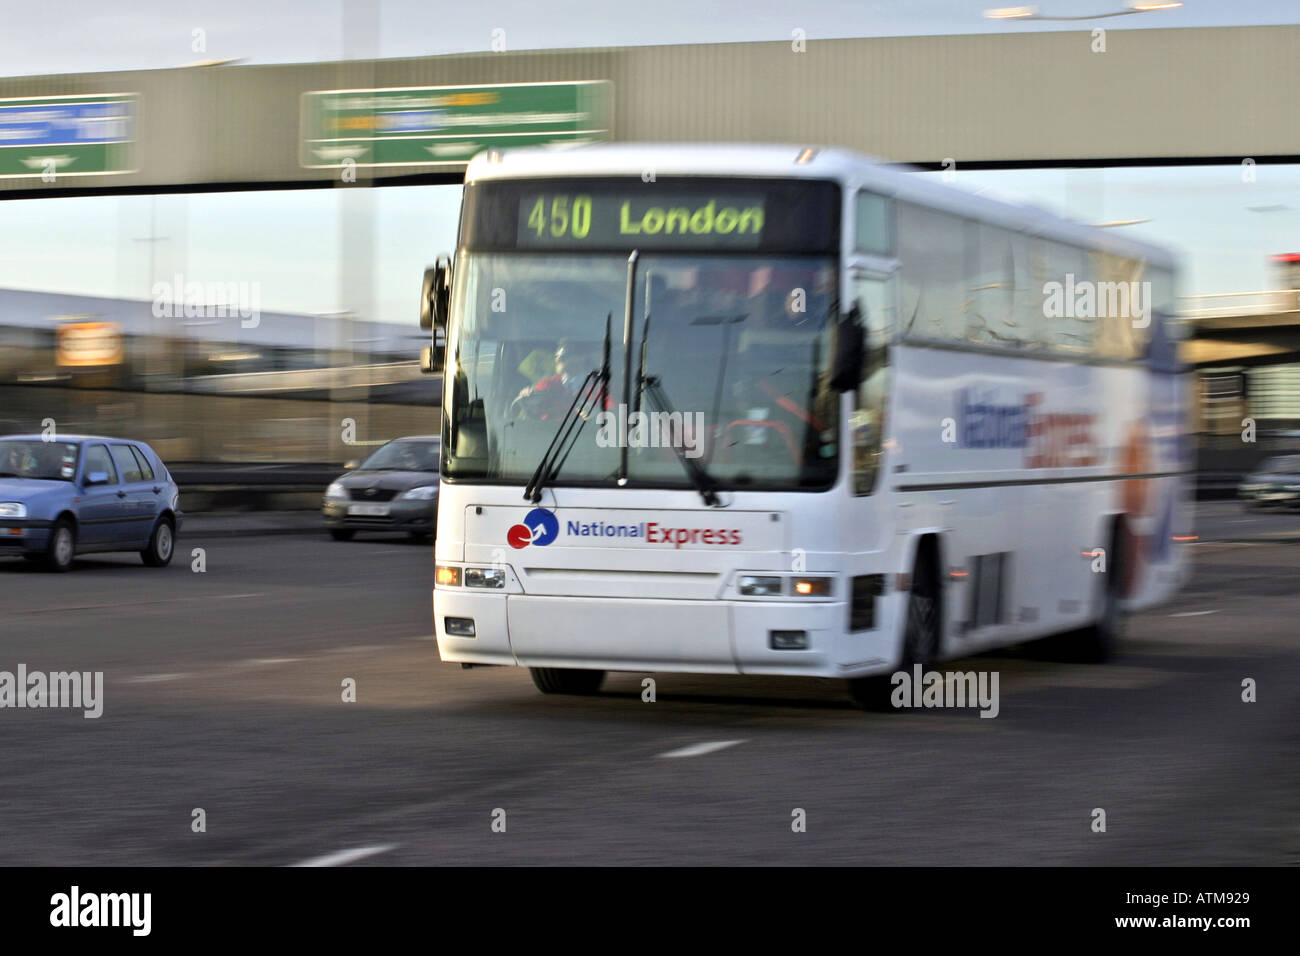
1075,529,1126,663
529,667,606,696
848,548,940,710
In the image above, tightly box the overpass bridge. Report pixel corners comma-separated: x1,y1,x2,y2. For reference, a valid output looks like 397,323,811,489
1,25,1297,196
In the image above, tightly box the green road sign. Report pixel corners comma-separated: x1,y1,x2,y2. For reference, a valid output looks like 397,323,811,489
0,93,136,179
300,80,611,169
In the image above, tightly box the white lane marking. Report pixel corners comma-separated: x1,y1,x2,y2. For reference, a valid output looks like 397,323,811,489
13,593,267,615
659,740,746,759
123,646,407,684
125,673,189,683
1169,609,1220,618
289,844,396,868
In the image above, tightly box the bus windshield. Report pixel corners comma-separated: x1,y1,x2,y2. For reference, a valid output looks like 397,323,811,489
443,251,841,491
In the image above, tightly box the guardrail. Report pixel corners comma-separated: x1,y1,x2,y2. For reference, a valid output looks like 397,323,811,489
1181,289,1300,320
167,460,1251,509
170,463,341,512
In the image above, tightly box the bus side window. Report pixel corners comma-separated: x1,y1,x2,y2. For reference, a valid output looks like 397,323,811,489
968,223,1030,349
855,191,894,256
1041,241,1092,353
898,203,966,341
1090,252,1150,360
1149,267,1180,339
852,274,894,495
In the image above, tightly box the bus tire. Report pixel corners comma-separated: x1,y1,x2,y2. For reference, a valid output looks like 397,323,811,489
848,545,941,711
1074,525,1126,663
529,667,605,696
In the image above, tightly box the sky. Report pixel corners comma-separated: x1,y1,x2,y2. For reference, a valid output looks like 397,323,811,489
0,1,1296,324
2,0,1299,75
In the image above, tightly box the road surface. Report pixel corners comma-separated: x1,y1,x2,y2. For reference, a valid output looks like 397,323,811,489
0,501,1296,865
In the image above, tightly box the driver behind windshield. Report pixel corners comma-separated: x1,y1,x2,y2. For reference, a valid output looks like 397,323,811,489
394,444,420,470
5,443,36,476
515,339,606,421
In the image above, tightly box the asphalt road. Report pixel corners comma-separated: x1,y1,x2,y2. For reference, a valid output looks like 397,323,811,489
1,501,1297,866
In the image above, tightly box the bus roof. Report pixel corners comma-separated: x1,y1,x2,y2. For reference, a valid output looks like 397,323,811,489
465,142,1176,269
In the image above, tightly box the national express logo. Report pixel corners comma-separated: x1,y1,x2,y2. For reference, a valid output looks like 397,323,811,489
953,388,1099,468
506,507,745,550
507,508,560,549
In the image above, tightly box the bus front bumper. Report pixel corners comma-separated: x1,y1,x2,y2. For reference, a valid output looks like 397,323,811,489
432,590,901,679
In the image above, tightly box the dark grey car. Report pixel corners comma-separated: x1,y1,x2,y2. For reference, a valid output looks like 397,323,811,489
1238,454,1300,510
322,436,439,541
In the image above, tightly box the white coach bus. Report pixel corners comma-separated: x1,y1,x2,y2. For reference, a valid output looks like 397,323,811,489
420,144,1193,707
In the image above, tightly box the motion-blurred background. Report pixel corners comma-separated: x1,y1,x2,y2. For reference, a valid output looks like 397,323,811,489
2,0,1297,508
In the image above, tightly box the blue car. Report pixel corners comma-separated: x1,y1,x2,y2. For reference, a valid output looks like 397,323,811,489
0,434,182,572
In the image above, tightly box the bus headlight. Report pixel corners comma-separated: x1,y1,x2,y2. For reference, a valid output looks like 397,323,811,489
435,565,461,587
739,575,782,596
464,567,505,589
0,502,26,518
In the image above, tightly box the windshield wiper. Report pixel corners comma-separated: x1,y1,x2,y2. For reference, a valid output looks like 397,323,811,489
0,471,21,478
523,315,612,504
632,308,722,507
624,269,724,507
638,370,721,507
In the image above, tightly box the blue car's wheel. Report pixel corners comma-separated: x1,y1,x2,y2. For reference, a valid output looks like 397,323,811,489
45,518,75,573
141,517,175,567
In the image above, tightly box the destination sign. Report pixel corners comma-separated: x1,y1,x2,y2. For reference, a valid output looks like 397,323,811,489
464,178,840,253
518,192,766,249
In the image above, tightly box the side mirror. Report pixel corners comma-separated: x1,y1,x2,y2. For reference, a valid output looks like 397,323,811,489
419,325,446,375
343,460,359,472
85,471,110,486
419,255,452,331
829,304,866,392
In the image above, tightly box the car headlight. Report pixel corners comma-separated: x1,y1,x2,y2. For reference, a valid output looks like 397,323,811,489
399,485,438,501
325,481,347,499
0,502,26,518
